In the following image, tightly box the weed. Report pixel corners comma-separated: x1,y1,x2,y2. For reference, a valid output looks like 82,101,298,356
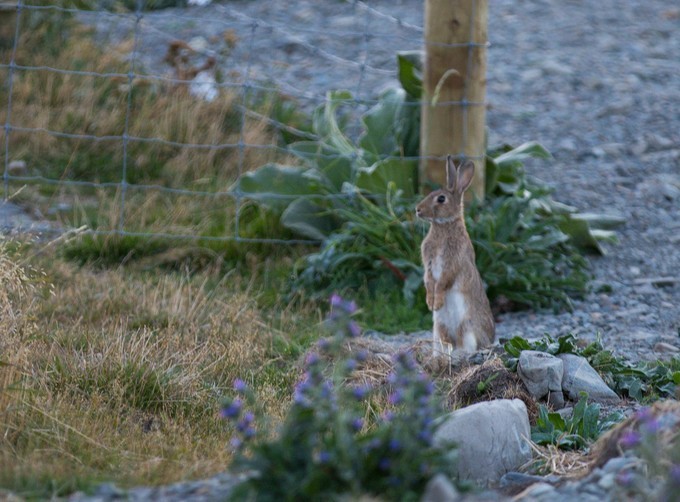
531,393,623,450
225,296,458,501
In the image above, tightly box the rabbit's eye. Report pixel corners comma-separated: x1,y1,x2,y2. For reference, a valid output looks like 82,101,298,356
436,195,446,203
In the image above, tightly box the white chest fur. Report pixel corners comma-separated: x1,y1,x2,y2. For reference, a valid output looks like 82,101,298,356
430,253,443,281
433,282,477,352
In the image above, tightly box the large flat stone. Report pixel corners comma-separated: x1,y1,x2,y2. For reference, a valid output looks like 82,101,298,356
433,399,532,487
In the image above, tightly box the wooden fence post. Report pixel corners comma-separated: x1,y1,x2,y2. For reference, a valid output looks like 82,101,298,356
420,0,488,200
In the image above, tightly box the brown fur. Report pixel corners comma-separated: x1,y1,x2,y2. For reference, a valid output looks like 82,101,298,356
416,156,495,352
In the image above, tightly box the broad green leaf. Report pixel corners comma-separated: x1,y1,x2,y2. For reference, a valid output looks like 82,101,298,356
569,212,626,230
359,88,405,158
355,158,418,198
485,157,499,196
559,216,606,255
236,163,315,211
396,51,423,99
289,141,352,192
312,90,356,156
280,198,338,241
493,142,552,166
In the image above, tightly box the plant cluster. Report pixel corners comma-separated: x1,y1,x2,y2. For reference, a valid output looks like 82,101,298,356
222,295,457,501
238,55,621,313
613,406,680,501
531,392,623,450
504,334,680,401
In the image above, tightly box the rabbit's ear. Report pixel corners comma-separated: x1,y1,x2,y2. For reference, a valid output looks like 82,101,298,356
456,160,475,194
446,155,458,191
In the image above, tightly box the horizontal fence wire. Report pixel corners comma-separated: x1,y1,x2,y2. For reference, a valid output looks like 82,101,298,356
0,0,487,244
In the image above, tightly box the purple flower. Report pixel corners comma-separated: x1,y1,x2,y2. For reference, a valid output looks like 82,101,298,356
386,372,398,385
317,339,330,351
381,411,394,422
352,385,369,401
378,458,391,471
220,398,243,419
236,411,255,433
230,436,242,450
616,470,634,487
388,390,404,405
417,430,433,444
320,380,333,399
330,293,343,309
233,378,247,394
305,352,320,367
356,350,368,362
346,358,357,371
348,320,361,338
388,439,401,451
669,464,680,487
641,418,660,435
619,429,641,449
317,451,331,464
329,293,358,314
350,418,364,432
634,407,653,423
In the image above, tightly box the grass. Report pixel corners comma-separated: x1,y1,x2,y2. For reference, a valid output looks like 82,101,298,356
0,7,294,245
0,242,323,498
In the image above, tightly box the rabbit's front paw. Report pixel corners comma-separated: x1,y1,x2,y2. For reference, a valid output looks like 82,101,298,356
433,294,444,311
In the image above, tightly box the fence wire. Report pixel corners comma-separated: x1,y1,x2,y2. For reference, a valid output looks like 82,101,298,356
0,0,487,245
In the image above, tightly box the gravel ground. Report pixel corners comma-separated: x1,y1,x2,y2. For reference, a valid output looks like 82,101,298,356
3,1,679,499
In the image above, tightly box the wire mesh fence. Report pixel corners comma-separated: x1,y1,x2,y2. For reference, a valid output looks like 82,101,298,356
0,0,486,245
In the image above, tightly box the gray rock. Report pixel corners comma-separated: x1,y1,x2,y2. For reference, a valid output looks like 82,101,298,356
517,351,564,399
558,354,620,403
433,399,532,487
515,481,557,499
653,342,680,354
421,474,460,502
498,472,559,496
547,390,566,410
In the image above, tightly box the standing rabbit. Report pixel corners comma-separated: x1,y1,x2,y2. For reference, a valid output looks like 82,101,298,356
416,156,495,356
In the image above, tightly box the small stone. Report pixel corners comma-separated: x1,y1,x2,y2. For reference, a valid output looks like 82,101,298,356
598,473,616,490
517,351,564,399
421,474,460,502
516,482,557,498
654,342,680,354
94,482,125,498
520,68,542,82
188,36,209,52
557,406,573,420
558,354,620,403
499,472,558,496
601,456,636,474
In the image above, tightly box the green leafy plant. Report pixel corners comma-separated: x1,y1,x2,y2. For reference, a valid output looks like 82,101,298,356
224,296,458,501
504,334,680,401
235,53,623,313
531,392,623,450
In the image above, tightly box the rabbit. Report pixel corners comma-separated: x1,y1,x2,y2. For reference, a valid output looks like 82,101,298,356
415,156,495,357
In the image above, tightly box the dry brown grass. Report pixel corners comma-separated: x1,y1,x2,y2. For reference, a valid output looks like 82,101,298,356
1,12,295,238
0,243,316,495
